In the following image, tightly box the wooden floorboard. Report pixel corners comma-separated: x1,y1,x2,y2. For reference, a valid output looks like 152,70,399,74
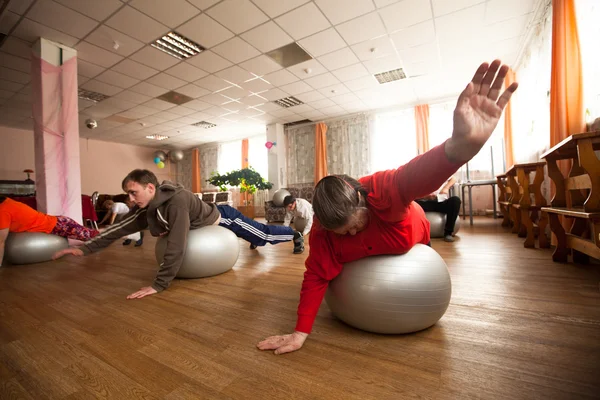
1,217,599,399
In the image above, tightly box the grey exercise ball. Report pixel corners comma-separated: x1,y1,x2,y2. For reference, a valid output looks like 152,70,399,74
325,244,451,334
294,216,307,233
4,232,69,265
425,212,461,238
153,150,167,162
155,225,239,279
169,149,184,163
272,189,291,207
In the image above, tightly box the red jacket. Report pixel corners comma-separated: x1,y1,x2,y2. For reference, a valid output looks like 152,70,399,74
296,142,463,333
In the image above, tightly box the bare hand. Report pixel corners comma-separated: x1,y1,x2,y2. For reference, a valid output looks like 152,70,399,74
257,331,308,355
52,247,84,260
446,60,518,162
127,286,158,299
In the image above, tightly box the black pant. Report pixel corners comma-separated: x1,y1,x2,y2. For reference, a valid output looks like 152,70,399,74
416,196,461,236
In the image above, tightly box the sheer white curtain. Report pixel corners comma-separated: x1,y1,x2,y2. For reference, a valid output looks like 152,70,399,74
248,134,268,180
199,144,218,191
370,109,417,172
286,124,315,185
326,114,371,178
217,139,242,174
428,102,454,150
576,0,600,122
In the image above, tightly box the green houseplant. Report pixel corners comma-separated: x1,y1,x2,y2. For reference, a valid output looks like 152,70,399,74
207,167,273,204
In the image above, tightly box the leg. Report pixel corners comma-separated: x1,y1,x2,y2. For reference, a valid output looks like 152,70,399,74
468,186,474,225
218,205,295,247
538,211,549,248
50,216,100,241
547,213,568,262
520,208,535,248
442,197,461,235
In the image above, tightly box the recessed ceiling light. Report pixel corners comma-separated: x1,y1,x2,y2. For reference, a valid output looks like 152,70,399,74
273,96,304,108
151,31,205,60
156,90,194,105
374,68,407,84
78,88,109,103
146,134,169,141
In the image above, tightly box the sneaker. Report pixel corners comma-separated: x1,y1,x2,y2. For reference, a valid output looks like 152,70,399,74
134,232,144,247
249,243,258,250
293,231,304,253
293,245,305,254
122,239,132,246
443,235,455,242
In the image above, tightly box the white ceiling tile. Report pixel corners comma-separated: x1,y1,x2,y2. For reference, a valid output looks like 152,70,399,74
96,70,140,89
0,79,24,92
351,36,396,61
262,69,299,86
54,0,123,21
253,102,281,112
288,104,313,114
212,37,261,64
215,65,255,84
436,4,486,44
105,5,168,42
0,38,31,59
207,0,269,34
269,108,296,118
403,59,441,77
8,0,34,14
177,13,234,49
240,55,282,76
374,0,400,7
84,104,122,119
129,81,168,97
363,54,402,74
304,72,340,90
186,51,232,73
114,90,153,104
390,20,436,50
315,0,375,25
308,98,335,108
241,21,294,53
27,0,98,38
379,0,433,32
165,62,208,82
186,0,221,10
302,110,326,119
298,28,346,58
147,73,187,90
343,75,379,91
129,0,200,28
318,47,360,71
237,107,265,117
240,77,273,93
336,12,386,45
332,63,369,81
175,84,210,98
318,83,350,98
76,42,124,68
251,0,310,18
0,54,30,72
130,46,180,70
184,99,213,111
275,3,330,40
260,88,289,101
0,12,21,35
330,92,360,104
432,0,484,17
99,97,138,111
484,14,530,41
170,106,200,116
200,93,231,106
194,75,233,92
112,59,159,80
219,86,252,100
342,100,367,110
81,80,123,96
144,98,177,111
154,111,180,121
485,0,536,23
397,42,439,64
221,100,246,112
203,106,229,116
12,18,79,47
287,59,327,79
319,105,345,115
294,90,326,103
84,26,145,57
0,89,14,99
280,81,313,95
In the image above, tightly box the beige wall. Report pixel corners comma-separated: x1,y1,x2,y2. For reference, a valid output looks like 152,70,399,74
0,126,174,194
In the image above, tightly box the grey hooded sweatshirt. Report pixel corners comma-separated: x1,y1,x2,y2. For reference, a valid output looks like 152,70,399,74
81,181,220,291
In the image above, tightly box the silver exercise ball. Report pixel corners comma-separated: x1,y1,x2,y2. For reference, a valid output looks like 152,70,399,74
325,244,451,334
425,212,461,238
294,216,307,233
153,150,167,162
155,225,239,279
4,232,69,265
272,189,291,207
169,149,184,163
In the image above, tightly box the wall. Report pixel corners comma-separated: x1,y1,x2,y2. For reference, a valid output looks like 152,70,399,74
0,126,174,194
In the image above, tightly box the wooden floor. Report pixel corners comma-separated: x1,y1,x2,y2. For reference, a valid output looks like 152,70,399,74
1,217,599,400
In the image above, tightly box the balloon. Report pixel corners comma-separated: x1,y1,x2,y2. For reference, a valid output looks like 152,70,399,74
265,141,273,149
157,161,165,169
153,150,167,162
154,157,161,164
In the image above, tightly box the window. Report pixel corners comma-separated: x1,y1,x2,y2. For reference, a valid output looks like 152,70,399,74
248,134,268,180
577,0,600,122
217,139,241,175
429,102,454,150
370,109,417,172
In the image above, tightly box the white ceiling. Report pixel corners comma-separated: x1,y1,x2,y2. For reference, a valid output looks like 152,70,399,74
0,0,539,149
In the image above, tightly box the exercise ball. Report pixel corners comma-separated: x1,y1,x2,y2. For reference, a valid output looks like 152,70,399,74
325,244,451,334
294,216,307,233
153,150,167,162
169,150,184,163
272,189,291,207
155,225,239,279
425,212,461,238
4,232,69,265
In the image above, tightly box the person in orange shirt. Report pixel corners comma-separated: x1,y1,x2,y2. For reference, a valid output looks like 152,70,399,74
0,195,99,266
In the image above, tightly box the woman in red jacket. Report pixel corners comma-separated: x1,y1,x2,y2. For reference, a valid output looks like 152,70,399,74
257,60,518,354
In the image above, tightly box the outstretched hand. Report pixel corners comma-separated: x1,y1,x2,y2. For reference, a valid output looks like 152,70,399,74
52,247,84,260
257,331,308,355
127,286,158,299
446,60,518,163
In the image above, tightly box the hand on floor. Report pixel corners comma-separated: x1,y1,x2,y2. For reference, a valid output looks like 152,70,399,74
52,247,84,260
257,331,308,355
127,286,157,299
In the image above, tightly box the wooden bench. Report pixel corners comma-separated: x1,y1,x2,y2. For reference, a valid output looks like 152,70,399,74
540,131,600,262
496,173,512,227
514,162,549,249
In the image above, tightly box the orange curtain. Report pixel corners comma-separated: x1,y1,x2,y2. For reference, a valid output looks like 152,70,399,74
241,138,249,169
192,148,201,193
503,69,516,170
315,122,328,183
414,104,430,155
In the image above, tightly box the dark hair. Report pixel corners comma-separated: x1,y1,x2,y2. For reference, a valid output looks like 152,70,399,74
0,195,6,204
283,195,296,207
312,175,368,230
122,169,159,191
